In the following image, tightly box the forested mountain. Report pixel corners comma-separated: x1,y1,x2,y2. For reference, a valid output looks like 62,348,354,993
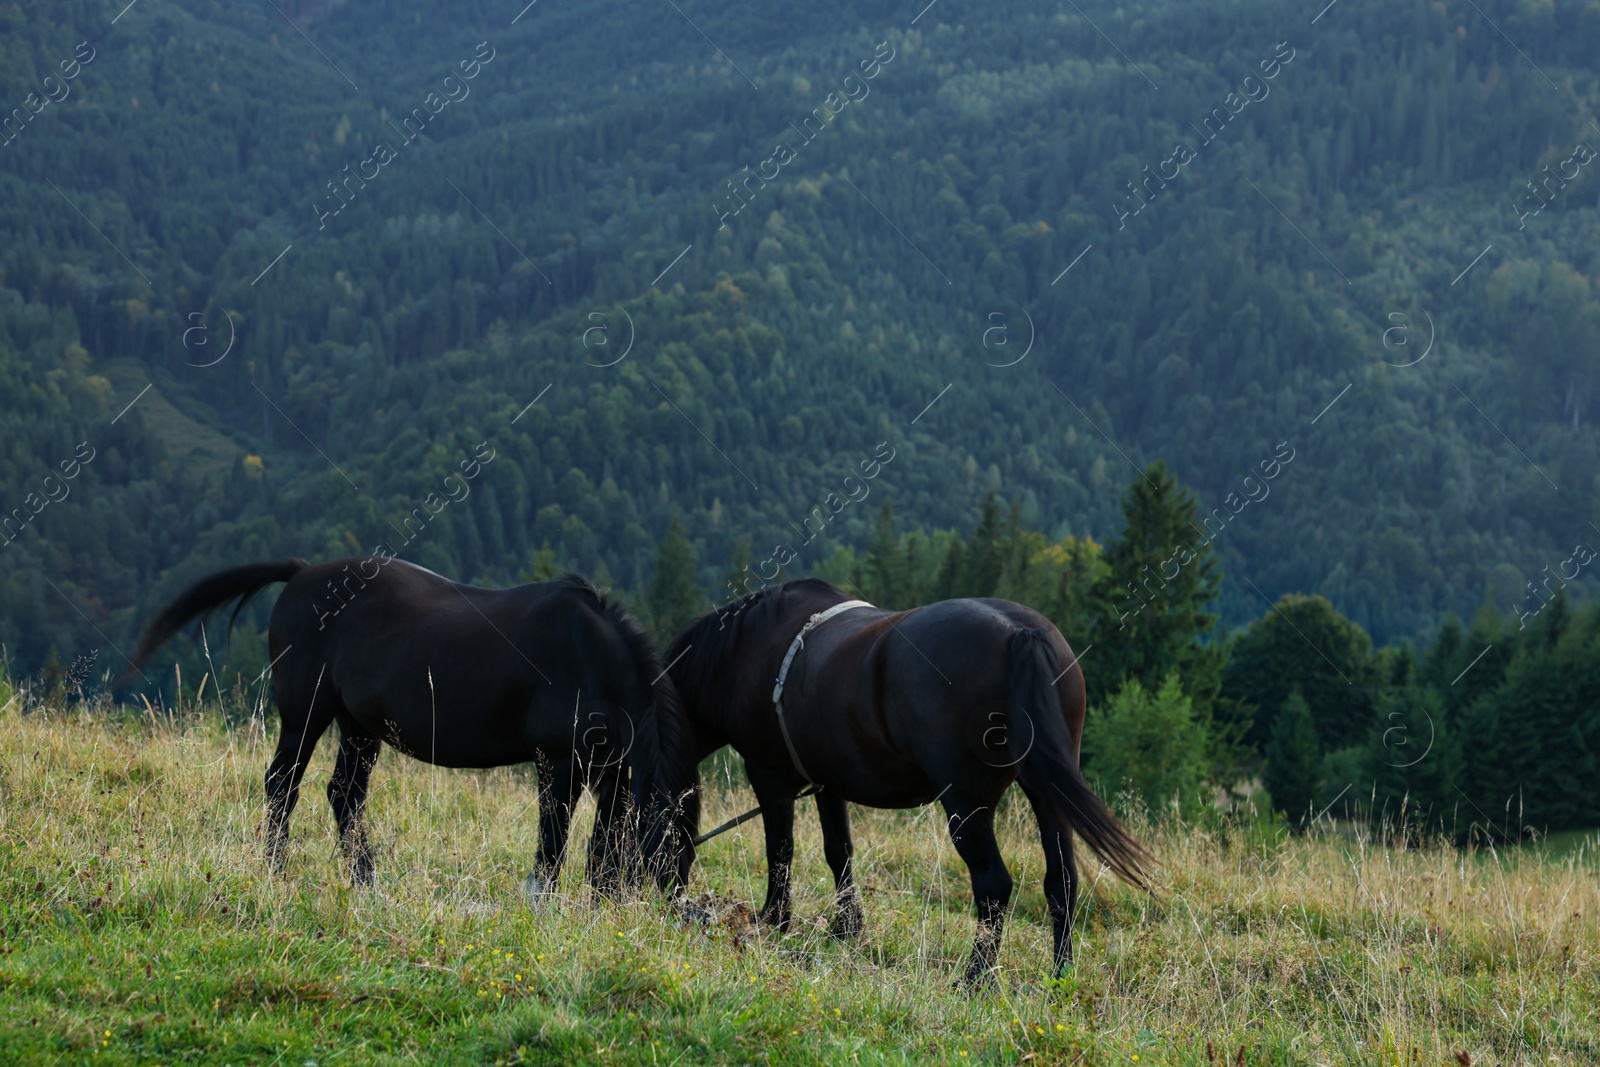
2,0,1598,683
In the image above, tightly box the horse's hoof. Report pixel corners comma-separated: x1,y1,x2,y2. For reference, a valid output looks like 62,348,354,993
521,873,552,902
959,966,999,993
828,912,864,940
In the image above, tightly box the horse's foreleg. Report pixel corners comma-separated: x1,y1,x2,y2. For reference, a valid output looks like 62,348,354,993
815,792,862,938
749,768,797,930
327,725,383,887
1021,782,1078,975
584,759,630,896
527,753,581,898
264,700,334,875
942,798,1012,988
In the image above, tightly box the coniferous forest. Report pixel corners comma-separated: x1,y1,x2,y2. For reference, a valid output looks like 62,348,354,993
2,0,1599,836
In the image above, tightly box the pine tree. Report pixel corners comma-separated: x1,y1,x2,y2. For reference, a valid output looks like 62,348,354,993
864,503,911,608
718,533,754,606
1427,606,1515,719
1458,590,1596,838
931,493,1017,601
1365,686,1460,841
902,531,929,606
1087,461,1223,715
648,512,707,643
933,540,964,602
1263,692,1321,827
958,493,1012,599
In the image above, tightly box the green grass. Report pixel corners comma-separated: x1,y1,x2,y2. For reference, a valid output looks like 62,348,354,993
1522,829,1600,861
1,697,1596,1065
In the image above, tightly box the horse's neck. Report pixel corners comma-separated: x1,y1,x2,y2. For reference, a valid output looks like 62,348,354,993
686,600,799,737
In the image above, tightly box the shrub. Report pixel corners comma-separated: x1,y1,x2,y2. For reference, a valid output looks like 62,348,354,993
1083,673,1212,821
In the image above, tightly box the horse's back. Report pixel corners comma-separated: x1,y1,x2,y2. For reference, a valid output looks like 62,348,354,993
267,560,625,766
786,594,1083,801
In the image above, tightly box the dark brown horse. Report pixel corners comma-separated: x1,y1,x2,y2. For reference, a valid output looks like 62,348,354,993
121,558,695,892
663,578,1149,984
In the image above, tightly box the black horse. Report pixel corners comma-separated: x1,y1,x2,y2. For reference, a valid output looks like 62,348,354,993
664,578,1150,984
122,558,695,892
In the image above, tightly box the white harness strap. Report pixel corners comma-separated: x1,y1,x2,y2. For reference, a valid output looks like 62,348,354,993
771,599,875,790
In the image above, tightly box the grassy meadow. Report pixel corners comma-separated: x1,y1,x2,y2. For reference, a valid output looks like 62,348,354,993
0,690,1596,1066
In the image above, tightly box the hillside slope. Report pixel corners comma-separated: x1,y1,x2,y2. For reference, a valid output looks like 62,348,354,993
1,0,1598,675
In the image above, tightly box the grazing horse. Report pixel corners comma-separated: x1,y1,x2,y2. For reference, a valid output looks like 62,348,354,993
121,558,695,892
664,578,1150,984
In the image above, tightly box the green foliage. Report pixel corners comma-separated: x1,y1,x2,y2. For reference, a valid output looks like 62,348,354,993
933,494,1021,602
824,473,1600,839
1364,686,1462,840
1263,693,1322,827
1083,674,1212,822
0,0,1597,692
841,474,1218,739
1215,587,1600,839
1221,594,1379,751
518,546,562,584
863,503,918,610
646,512,706,643
1456,591,1600,838
1087,460,1223,717
0,0,1595,843
1316,746,1369,817
716,534,753,608
825,493,1106,649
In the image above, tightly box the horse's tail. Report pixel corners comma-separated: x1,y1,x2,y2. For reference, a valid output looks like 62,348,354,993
1008,627,1151,892
582,581,698,887
118,559,309,686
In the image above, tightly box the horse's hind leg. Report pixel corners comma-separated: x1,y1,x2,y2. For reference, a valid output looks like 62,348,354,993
1020,782,1078,975
525,751,581,898
815,792,863,938
942,797,1013,988
264,684,336,875
327,720,383,887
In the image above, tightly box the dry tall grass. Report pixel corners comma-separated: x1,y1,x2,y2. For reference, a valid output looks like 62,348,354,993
0,693,1595,1065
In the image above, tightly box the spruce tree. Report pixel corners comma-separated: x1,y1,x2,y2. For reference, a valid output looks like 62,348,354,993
958,493,1013,599
933,540,965,603
718,533,754,605
864,503,912,608
1458,590,1596,837
648,512,707,643
1427,606,1515,718
1087,461,1223,715
931,493,1018,602
1263,692,1321,827
1366,687,1460,841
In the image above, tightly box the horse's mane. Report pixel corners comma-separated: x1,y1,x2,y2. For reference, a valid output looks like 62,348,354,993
663,578,842,707
558,574,697,801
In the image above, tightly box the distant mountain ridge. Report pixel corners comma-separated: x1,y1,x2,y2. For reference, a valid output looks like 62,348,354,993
0,0,1597,677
